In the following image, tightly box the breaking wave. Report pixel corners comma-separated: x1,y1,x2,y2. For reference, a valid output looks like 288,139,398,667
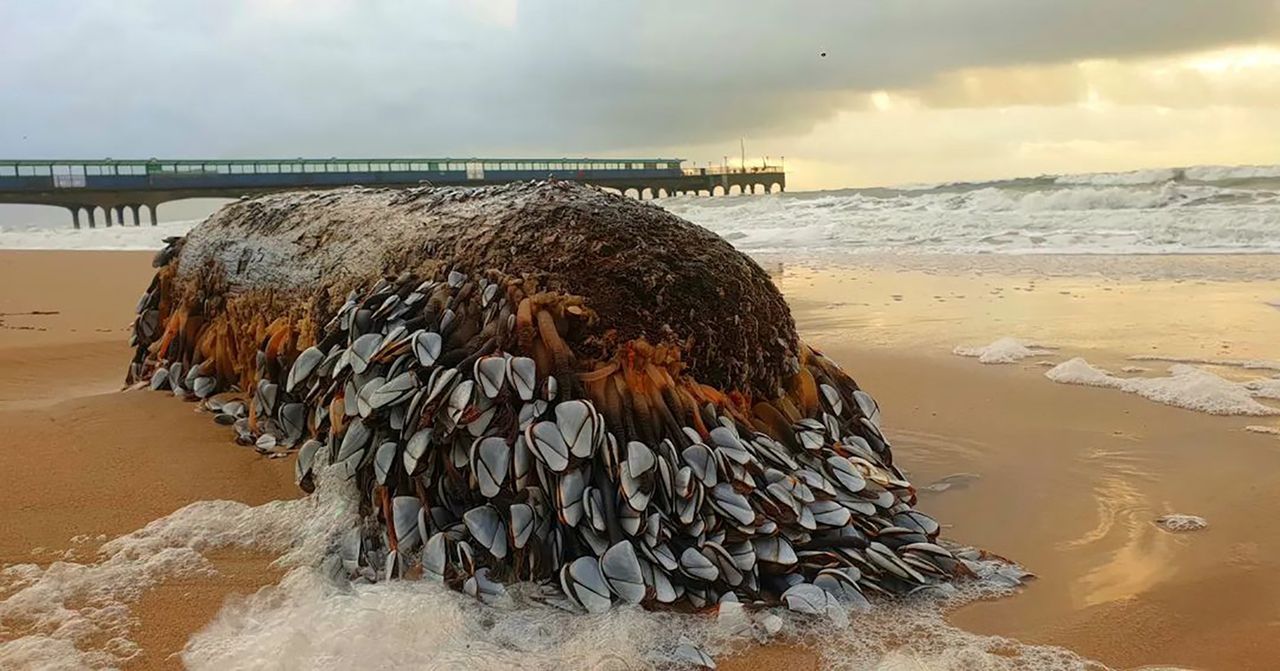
659,162,1280,258
1055,164,1280,186
3,162,1280,259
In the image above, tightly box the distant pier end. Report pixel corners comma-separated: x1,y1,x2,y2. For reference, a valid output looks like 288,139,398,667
0,157,785,228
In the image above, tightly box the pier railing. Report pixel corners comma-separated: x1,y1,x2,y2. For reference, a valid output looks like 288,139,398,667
0,156,785,228
0,157,686,178
684,164,784,176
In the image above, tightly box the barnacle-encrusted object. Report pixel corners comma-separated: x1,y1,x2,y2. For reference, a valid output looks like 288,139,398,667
126,181,977,614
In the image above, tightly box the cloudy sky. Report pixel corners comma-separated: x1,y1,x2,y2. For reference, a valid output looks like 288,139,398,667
3,0,1280,194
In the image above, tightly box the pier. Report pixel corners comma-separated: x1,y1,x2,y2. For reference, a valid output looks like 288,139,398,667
0,157,785,228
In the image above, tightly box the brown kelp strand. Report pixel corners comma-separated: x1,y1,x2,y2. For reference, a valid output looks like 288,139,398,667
124,181,1003,617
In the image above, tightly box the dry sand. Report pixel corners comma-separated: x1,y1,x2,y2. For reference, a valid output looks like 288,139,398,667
2,249,1279,670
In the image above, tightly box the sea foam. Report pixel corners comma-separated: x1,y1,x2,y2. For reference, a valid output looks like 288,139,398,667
183,554,1086,671
0,472,353,670
1044,359,1279,416
1154,514,1209,533
953,338,1054,364
1126,354,1280,373
0,462,1097,671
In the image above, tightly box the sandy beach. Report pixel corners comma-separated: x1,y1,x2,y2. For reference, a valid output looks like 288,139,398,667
2,248,1279,669
0,251,298,669
7,1,1280,667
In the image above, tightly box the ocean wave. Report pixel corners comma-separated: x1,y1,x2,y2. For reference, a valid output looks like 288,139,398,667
0,219,198,251
1052,163,1280,186
3,162,1280,258
1183,164,1280,183
960,183,1199,212
660,181,1280,257
1054,167,1181,187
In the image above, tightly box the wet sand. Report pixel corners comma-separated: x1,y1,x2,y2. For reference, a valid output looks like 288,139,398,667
777,256,1280,670
0,251,297,669
2,250,1280,669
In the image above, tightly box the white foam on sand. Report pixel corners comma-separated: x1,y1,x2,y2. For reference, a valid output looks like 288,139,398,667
0,464,1099,671
1243,377,1280,401
1045,359,1280,416
1246,425,1280,436
953,338,1055,365
0,473,351,670
1126,354,1280,373
1154,514,1209,533
186,553,1089,671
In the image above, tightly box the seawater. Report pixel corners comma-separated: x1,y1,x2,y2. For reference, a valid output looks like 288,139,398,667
1,163,1261,669
661,163,1280,258
4,163,1280,259
0,464,1100,671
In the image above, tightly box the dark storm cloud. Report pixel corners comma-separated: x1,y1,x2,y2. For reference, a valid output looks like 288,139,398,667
1,0,1277,157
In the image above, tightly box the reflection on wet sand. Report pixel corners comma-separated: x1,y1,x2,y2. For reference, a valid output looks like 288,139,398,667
779,256,1280,670
778,257,1280,370
1067,473,1178,608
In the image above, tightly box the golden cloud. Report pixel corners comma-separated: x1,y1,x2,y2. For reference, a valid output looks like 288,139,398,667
890,46,1280,110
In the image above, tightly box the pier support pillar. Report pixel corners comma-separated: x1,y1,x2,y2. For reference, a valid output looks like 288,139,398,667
130,205,141,226
115,206,126,226
68,206,81,230
86,207,96,228
100,206,112,227
145,203,158,226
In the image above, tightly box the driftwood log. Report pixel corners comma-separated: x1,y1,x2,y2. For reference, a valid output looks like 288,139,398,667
125,181,972,613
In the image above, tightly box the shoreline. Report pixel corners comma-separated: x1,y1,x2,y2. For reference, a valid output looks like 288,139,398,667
1,249,1278,669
